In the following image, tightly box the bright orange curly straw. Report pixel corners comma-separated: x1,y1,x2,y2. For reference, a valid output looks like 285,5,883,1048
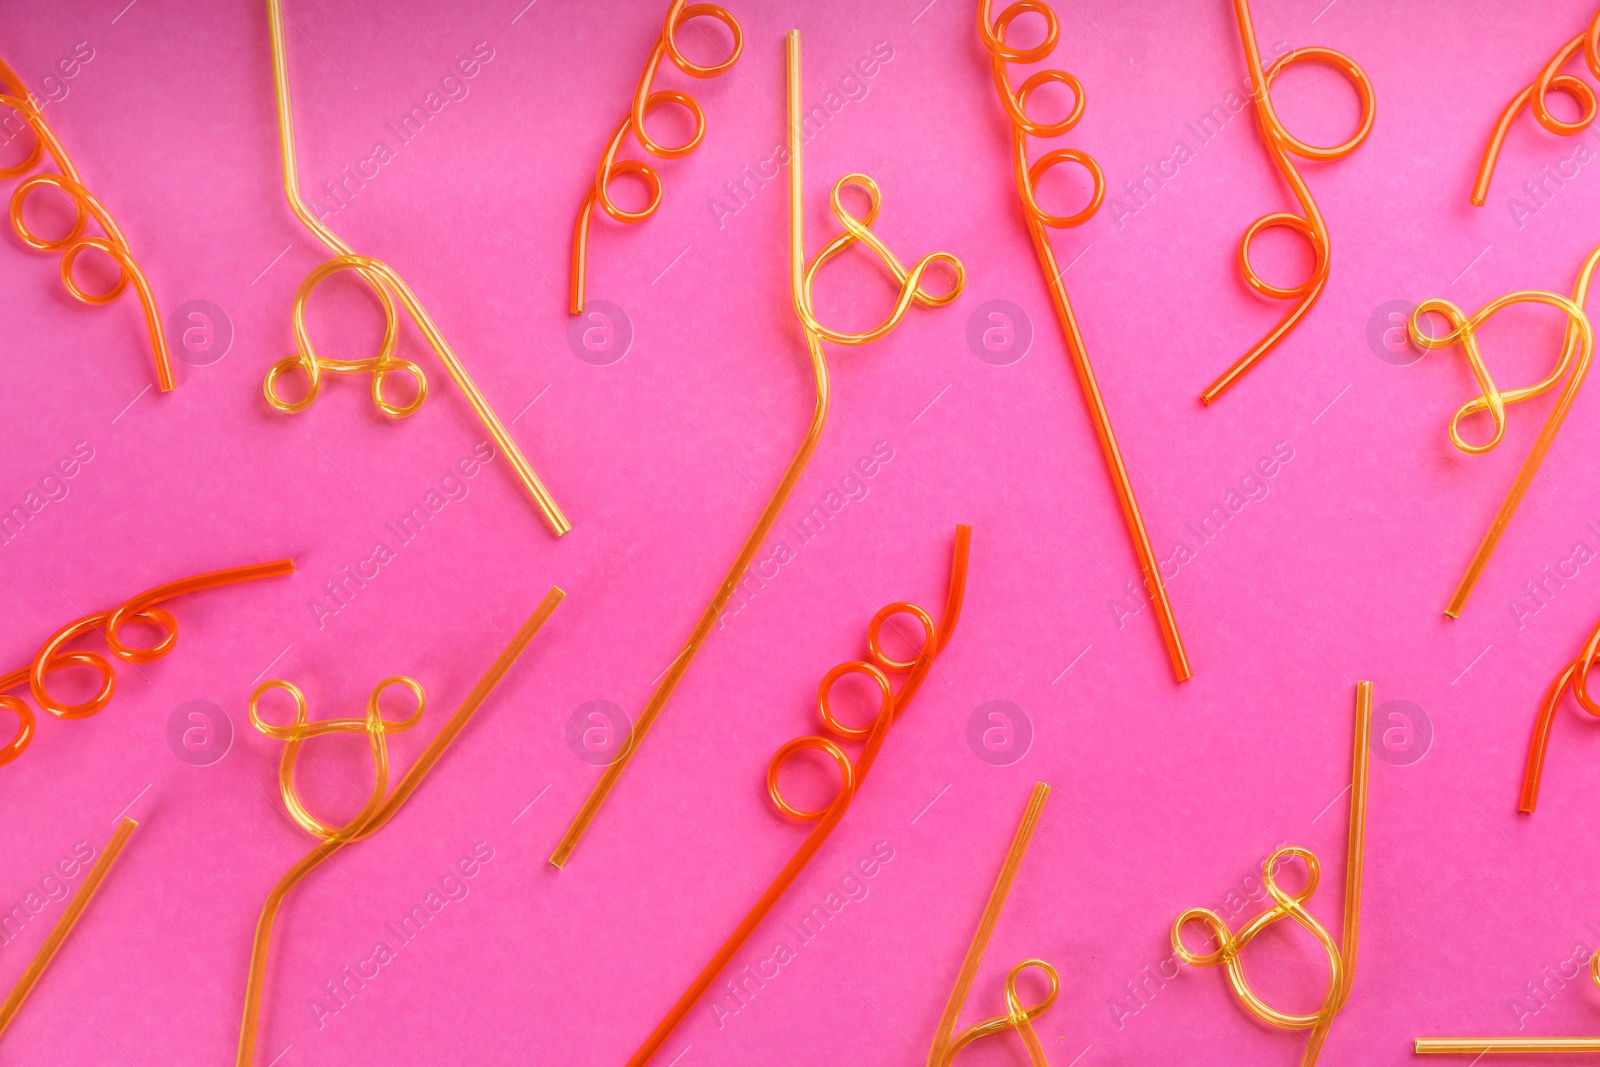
0,817,138,1042
571,0,743,314
261,0,569,536
1200,0,1374,404
1171,681,1372,1066
1418,951,1600,1053
1406,268,1596,619
1471,7,1600,207
624,524,969,1067
978,0,1190,682
234,587,563,1066
1521,608,1600,813
0,59,173,390
0,560,295,768
547,27,964,868
927,782,1057,1066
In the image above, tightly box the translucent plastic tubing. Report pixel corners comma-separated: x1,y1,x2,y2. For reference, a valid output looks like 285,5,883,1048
624,525,970,1067
927,782,1056,1067
547,27,965,869
234,588,563,1067
1200,0,1374,405
1471,6,1600,207
1171,681,1374,1067
0,57,173,391
978,0,1190,682
1407,274,1596,619
1416,945,1600,1053
1521,606,1600,814
0,560,295,768
260,0,569,537
571,0,743,314
0,818,138,1043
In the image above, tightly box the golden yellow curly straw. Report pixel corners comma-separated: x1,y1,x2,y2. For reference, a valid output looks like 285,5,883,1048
1171,681,1373,1066
261,0,569,536
547,27,964,868
0,818,138,1043
1417,950,1600,1054
1407,278,1595,619
928,782,1057,1066
234,588,563,1066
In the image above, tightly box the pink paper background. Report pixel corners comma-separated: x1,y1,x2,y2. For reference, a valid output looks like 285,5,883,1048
3,0,1600,1063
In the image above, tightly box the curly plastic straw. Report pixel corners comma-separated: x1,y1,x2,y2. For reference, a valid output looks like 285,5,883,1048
0,817,138,1042
927,782,1057,1066
234,587,562,1066
1417,948,1600,1053
547,27,964,868
978,0,1190,682
1471,7,1600,207
624,524,970,1067
571,0,743,314
260,0,569,536
1200,0,1375,405
1407,276,1595,619
1171,681,1373,1067
1520,608,1600,813
0,58,173,391
0,560,295,768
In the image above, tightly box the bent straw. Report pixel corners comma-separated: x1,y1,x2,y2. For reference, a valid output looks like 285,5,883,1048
0,58,173,390
1471,7,1600,206
571,0,743,313
977,0,1190,681
261,0,569,536
624,525,970,1067
1407,272,1595,618
235,588,563,1066
1521,608,1600,812
927,782,1056,1066
0,560,295,767
0,818,139,1041
547,27,964,868
1200,0,1375,404
1171,681,1373,1066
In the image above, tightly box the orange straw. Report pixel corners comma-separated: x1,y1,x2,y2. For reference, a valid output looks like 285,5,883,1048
1200,0,1375,404
0,560,295,767
624,525,970,1067
1521,609,1600,813
1471,7,1600,207
571,0,743,314
0,58,173,390
0,818,139,1042
978,0,1190,682
547,27,964,868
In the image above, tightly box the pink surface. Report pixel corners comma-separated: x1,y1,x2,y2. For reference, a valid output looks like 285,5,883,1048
4,0,1600,1063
